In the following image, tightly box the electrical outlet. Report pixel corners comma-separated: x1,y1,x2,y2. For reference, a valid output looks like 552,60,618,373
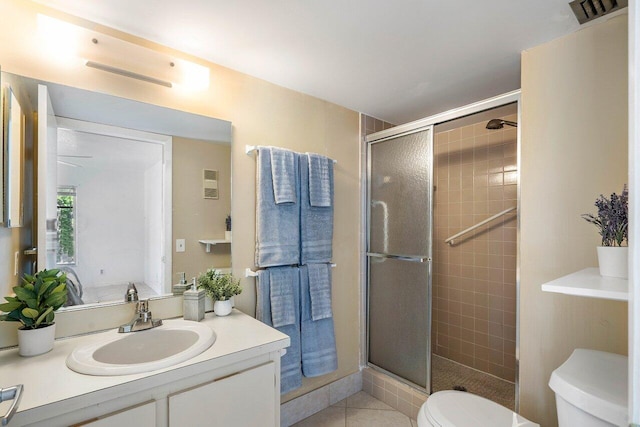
176,239,186,252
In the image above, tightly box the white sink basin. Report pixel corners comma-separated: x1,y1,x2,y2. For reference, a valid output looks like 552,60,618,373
66,319,216,376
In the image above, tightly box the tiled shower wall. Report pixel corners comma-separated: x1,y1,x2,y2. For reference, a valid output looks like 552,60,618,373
432,113,518,382
361,114,395,136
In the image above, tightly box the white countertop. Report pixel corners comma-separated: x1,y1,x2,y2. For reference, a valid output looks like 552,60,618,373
0,310,289,419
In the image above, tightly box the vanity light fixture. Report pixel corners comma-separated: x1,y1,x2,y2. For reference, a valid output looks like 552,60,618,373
85,60,173,88
37,15,210,91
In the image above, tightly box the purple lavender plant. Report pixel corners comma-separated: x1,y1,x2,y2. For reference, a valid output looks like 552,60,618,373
581,185,628,247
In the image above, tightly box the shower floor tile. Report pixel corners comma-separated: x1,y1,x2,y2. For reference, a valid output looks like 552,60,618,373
431,354,515,410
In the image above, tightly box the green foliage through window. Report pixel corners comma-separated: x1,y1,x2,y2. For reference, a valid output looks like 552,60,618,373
57,187,76,265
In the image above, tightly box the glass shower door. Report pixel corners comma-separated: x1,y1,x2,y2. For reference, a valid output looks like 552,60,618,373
367,127,433,389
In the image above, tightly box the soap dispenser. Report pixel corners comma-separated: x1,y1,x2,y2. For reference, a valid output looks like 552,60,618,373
173,272,189,295
183,277,205,321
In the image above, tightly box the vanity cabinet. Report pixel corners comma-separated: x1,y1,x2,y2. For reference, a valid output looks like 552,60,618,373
77,401,156,427
22,356,280,427
168,362,276,427
1,312,289,427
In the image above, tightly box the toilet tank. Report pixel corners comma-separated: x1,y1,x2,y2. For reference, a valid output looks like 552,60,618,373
549,349,627,427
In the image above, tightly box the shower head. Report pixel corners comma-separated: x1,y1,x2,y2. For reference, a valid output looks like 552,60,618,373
486,119,518,130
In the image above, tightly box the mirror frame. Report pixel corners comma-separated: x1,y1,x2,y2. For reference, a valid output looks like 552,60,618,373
2,84,24,228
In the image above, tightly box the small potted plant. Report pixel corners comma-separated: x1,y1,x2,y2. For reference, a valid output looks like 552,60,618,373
225,214,232,241
581,185,628,278
197,268,241,316
0,269,68,356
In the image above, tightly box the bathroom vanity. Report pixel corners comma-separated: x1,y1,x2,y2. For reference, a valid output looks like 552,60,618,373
0,310,289,427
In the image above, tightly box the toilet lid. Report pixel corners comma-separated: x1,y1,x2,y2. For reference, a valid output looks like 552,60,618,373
424,391,538,427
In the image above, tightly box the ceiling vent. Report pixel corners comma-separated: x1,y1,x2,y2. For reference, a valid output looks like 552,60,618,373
203,169,219,200
569,0,627,25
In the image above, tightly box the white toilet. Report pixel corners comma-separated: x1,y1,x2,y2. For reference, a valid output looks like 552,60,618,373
417,390,539,427
549,348,627,427
417,348,628,427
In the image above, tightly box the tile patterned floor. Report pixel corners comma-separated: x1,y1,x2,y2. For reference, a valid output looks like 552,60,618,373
292,391,418,427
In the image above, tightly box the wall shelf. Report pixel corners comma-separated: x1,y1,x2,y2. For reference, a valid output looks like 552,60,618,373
198,239,231,253
541,267,628,301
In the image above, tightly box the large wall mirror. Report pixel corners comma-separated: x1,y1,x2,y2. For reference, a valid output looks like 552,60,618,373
0,71,232,310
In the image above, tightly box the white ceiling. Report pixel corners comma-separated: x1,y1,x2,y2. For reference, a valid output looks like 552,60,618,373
35,0,580,124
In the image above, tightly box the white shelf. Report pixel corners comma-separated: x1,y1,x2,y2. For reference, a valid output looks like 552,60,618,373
198,239,231,253
541,267,628,301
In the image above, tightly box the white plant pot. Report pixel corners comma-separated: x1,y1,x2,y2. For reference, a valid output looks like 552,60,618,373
18,323,56,357
225,231,232,241
597,246,628,279
214,300,233,317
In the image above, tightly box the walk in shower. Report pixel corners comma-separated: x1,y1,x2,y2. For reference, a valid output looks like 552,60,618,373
366,99,519,410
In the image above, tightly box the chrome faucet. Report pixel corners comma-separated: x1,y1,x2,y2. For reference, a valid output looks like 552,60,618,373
118,299,163,333
125,282,139,302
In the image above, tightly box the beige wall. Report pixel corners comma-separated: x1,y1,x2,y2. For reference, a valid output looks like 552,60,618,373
172,137,231,281
0,0,361,400
520,15,628,427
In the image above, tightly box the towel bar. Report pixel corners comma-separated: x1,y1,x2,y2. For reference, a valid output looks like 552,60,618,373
245,145,337,164
245,264,337,277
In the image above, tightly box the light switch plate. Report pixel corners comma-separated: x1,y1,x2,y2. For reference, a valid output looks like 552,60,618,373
176,239,186,252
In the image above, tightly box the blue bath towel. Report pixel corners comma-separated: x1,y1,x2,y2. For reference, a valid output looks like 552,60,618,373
300,154,334,264
256,147,300,267
271,147,297,204
307,153,332,207
307,263,333,321
269,267,297,328
256,268,302,394
300,265,338,377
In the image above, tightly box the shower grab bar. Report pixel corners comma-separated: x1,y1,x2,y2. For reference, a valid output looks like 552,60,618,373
445,206,517,246
366,253,430,263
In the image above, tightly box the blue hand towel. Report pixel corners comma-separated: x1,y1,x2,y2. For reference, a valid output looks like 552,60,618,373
307,263,333,321
269,267,297,328
308,153,332,207
300,265,338,377
300,154,334,264
271,147,297,204
256,147,300,267
256,268,302,394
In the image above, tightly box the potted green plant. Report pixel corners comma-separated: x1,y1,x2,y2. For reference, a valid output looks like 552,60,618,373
197,269,241,316
581,185,628,278
0,269,68,356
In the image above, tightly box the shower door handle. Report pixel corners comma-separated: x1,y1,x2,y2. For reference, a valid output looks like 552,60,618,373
0,384,23,426
367,252,430,263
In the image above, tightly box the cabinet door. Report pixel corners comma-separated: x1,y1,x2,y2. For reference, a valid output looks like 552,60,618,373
169,362,276,427
73,400,156,427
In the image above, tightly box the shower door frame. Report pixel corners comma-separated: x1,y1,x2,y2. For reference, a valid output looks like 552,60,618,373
364,90,522,404
366,125,435,392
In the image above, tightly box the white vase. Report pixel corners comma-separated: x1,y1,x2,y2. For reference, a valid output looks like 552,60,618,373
597,246,628,279
214,300,233,316
18,323,56,357
225,231,232,241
